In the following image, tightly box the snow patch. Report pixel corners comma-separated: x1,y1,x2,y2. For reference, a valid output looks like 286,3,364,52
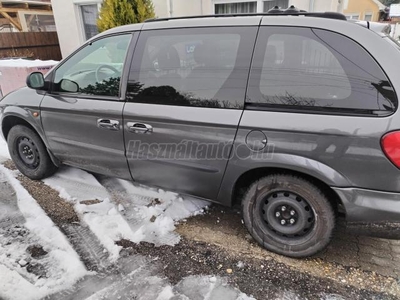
156,285,175,300
0,264,40,300
43,167,209,260
44,168,137,261
0,165,87,300
44,167,107,201
0,138,10,162
277,290,303,300
75,198,145,261
113,178,209,246
172,275,256,300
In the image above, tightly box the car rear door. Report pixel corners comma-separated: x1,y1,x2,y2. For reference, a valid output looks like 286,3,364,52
40,33,135,179
123,25,258,200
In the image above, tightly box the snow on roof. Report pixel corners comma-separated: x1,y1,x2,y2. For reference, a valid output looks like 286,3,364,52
0,58,58,67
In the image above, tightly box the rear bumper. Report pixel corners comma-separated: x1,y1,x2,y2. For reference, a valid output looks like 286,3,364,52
333,187,400,239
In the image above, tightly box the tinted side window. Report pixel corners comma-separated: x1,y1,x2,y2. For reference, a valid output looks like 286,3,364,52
247,27,397,115
127,27,258,109
53,34,131,97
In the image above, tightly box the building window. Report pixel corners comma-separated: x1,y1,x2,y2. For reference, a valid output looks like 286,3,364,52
80,4,98,40
23,13,56,32
215,2,257,14
364,13,373,21
263,0,289,11
345,14,360,20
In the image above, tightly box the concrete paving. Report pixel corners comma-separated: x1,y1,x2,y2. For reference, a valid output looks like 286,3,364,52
177,206,400,297
320,222,400,279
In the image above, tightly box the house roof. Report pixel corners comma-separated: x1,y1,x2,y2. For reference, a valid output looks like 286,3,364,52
370,0,386,10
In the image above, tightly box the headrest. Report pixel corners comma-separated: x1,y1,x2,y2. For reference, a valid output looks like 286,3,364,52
193,43,219,67
157,46,180,71
265,44,277,65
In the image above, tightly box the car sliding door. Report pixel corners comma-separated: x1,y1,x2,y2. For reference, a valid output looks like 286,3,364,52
123,26,258,200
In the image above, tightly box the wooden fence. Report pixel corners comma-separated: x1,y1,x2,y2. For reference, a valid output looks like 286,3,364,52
0,31,61,61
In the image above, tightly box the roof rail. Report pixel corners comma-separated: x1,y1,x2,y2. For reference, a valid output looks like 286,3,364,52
145,9,347,23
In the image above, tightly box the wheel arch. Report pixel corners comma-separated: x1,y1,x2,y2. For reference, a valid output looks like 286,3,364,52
230,167,345,216
2,114,60,167
2,115,36,141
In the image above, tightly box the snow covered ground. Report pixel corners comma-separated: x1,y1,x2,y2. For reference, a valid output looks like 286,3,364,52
43,167,209,261
0,138,10,162
0,139,255,300
0,165,88,300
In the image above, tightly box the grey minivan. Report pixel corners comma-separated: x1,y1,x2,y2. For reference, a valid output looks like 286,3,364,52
1,10,400,258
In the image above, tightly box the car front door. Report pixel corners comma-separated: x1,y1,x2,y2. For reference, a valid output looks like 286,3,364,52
123,26,258,200
40,33,134,179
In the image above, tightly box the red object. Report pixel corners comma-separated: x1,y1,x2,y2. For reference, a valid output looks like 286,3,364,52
381,131,400,168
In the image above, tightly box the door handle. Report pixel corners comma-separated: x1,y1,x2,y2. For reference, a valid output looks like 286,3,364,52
127,122,153,134
97,119,120,131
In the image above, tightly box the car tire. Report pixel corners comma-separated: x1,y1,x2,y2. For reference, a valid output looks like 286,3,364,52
7,125,58,180
241,174,335,258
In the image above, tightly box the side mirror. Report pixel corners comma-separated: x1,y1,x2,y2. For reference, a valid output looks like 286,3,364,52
60,79,79,93
26,72,45,90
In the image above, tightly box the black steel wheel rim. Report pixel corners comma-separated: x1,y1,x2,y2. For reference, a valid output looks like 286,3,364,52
16,136,40,169
260,191,315,238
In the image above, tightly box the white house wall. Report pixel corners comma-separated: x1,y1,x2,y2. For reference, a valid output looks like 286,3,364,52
152,0,169,17
291,0,341,11
170,0,204,16
52,0,343,58
153,0,342,16
153,0,208,17
313,0,340,12
291,0,312,11
52,0,101,57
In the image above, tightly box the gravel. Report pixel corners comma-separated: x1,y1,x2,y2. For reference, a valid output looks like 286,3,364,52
17,173,79,224
117,238,397,300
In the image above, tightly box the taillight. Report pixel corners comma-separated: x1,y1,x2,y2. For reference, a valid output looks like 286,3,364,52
381,131,400,168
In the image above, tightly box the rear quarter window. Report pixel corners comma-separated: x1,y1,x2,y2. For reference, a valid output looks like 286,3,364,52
247,27,397,116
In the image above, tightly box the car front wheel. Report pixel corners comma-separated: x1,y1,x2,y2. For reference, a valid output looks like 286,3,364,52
7,125,58,180
241,174,335,258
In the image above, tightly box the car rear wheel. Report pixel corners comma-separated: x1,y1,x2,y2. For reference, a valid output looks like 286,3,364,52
7,125,58,180
241,174,335,258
